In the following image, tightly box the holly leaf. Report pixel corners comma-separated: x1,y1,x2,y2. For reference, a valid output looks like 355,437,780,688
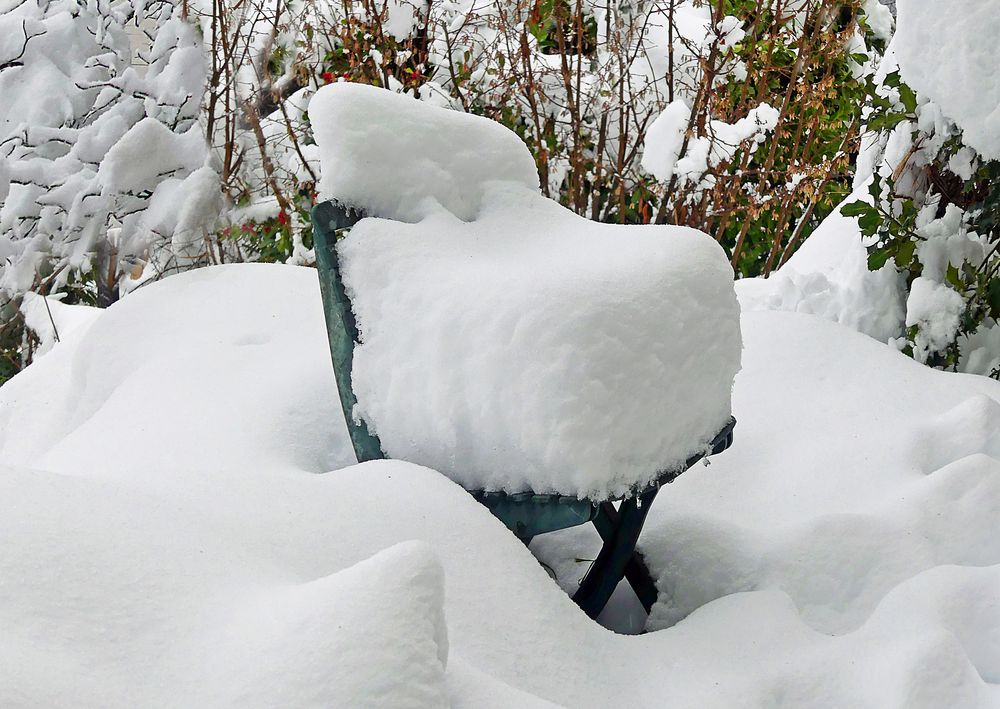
840,200,872,217
868,249,890,270
897,83,918,114
894,239,916,267
987,277,1000,318
946,263,964,290
858,208,881,233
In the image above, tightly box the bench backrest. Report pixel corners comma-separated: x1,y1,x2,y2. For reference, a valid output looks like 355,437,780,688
312,201,385,463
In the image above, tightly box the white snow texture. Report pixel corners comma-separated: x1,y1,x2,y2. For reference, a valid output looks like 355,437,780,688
893,0,1000,160
1,264,999,708
312,83,741,498
311,82,540,221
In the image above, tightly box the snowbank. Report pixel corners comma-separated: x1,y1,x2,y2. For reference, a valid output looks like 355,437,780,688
0,467,452,707
310,82,539,221
0,264,354,481
0,264,998,707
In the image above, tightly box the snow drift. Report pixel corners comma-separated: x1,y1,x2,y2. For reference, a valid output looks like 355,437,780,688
1,264,999,707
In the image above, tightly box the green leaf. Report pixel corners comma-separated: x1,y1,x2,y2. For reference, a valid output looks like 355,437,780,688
899,199,918,225
987,278,1000,317
868,249,890,270
897,83,918,114
858,209,881,233
840,200,872,217
867,112,908,132
869,177,883,202
893,239,916,267
946,263,964,290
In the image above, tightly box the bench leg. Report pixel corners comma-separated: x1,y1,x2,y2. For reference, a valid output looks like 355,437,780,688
571,488,660,619
589,499,660,613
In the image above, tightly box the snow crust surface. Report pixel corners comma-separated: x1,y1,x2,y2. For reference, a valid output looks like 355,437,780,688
893,0,1000,160
311,83,540,221
1,264,999,708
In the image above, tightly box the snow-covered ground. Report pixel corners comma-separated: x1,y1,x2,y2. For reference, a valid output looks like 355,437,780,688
1,263,998,708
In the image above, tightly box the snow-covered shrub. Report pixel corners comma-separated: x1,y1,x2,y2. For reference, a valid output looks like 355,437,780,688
190,0,325,267
187,0,887,277
189,0,432,267
425,0,886,276
842,0,1000,377
0,0,217,377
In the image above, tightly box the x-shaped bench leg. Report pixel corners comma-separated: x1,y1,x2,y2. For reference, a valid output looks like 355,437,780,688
572,488,660,619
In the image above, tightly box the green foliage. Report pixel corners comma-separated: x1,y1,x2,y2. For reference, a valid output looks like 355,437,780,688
0,323,24,386
220,185,316,264
705,0,873,277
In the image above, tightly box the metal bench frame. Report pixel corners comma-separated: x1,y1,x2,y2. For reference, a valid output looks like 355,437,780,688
312,200,735,620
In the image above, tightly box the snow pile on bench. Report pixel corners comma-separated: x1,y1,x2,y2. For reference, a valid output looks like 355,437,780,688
310,82,539,221
311,84,741,499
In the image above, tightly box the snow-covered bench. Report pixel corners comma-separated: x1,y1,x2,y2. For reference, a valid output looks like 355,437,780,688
309,83,741,619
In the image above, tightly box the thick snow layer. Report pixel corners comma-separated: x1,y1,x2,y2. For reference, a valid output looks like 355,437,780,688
0,265,353,479
2,264,1000,707
97,118,207,192
892,0,1000,160
311,82,739,497
310,83,540,221
340,183,741,498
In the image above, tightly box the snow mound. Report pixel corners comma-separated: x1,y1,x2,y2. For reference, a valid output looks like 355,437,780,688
207,541,450,708
341,183,741,498
0,263,355,481
912,394,1000,473
0,463,452,707
639,312,1000,638
2,264,999,707
893,0,1000,160
737,192,905,343
310,83,540,221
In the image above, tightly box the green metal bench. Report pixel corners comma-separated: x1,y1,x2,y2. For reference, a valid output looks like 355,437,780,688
312,200,736,620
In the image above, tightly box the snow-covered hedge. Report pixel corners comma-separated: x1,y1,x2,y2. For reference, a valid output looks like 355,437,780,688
841,0,1000,377
187,0,888,275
